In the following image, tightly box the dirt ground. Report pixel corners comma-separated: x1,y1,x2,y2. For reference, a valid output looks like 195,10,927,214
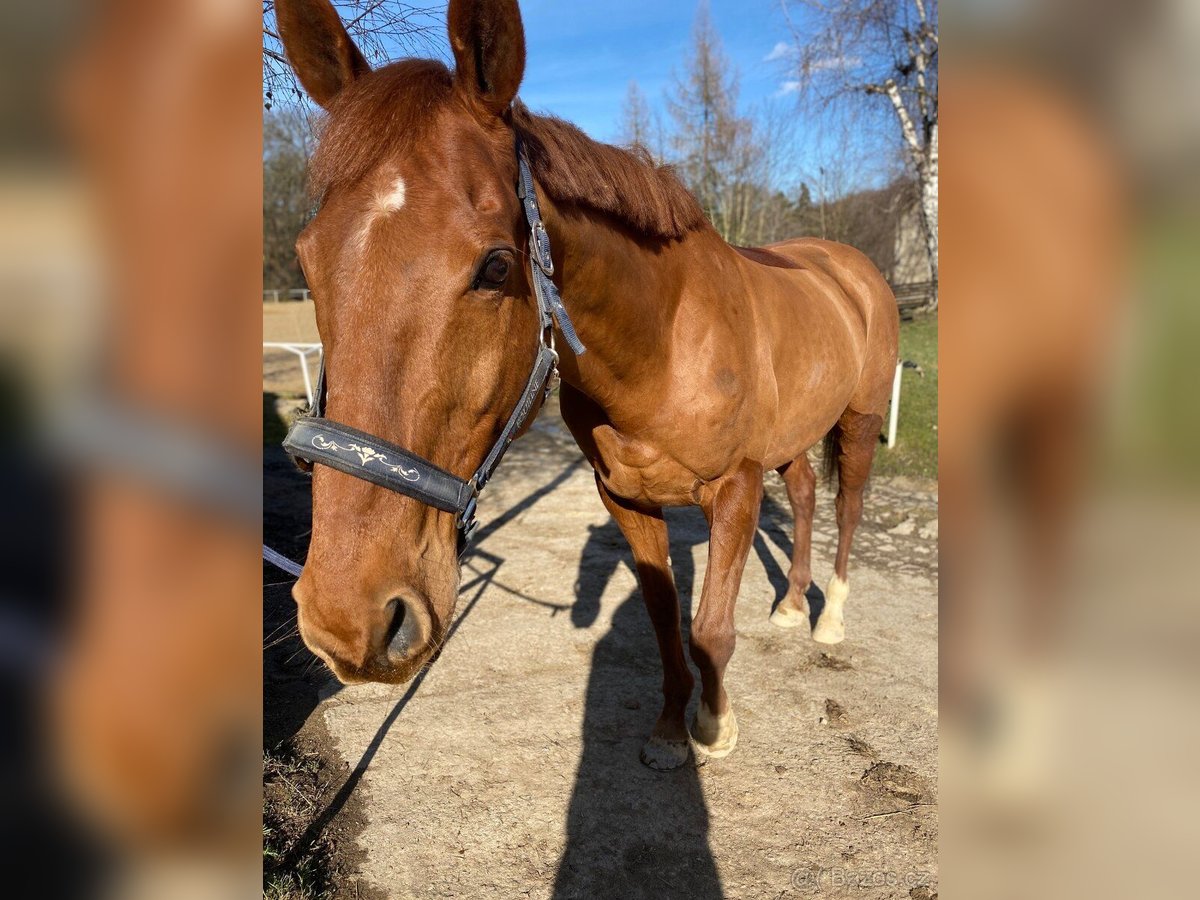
264,389,938,900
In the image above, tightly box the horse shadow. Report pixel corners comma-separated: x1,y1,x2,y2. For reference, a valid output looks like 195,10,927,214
552,507,718,899
552,486,820,899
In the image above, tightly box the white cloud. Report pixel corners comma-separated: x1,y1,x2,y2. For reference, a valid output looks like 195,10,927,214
774,80,802,97
809,54,862,71
764,41,794,62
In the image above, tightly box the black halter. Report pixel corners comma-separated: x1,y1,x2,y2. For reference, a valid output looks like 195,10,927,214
283,138,585,558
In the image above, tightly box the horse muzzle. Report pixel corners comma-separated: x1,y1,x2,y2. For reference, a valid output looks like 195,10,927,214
294,583,440,685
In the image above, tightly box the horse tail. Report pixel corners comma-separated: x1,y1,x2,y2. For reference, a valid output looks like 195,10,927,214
821,425,841,489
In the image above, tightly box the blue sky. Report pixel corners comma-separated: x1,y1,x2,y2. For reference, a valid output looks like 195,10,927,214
375,1,894,193
510,0,798,142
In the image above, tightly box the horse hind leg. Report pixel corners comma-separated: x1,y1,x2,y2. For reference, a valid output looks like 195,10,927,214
769,455,817,629
813,409,884,644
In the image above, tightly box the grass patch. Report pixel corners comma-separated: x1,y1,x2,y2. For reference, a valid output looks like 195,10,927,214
263,741,336,900
872,312,938,480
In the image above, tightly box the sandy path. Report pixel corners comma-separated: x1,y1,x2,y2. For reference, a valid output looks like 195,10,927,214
298,408,939,899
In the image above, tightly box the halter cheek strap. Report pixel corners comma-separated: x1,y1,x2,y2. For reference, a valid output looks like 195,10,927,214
517,145,586,358
282,136,584,558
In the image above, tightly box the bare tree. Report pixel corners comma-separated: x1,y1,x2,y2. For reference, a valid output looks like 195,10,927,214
745,99,803,244
262,1,440,109
618,81,664,159
784,0,938,304
263,109,314,291
666,4,767,246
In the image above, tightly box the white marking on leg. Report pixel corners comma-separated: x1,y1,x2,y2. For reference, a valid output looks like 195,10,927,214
813,573,848,644
691,701,739,758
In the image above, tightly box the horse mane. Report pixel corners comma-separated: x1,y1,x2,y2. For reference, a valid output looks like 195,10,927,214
308,60,708,242
511,102,708,241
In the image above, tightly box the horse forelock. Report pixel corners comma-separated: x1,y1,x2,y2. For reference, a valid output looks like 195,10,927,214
308,59,456,203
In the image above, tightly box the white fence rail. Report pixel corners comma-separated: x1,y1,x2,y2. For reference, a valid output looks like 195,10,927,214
263,289,313,303
263,342,323,406
888,361,903,449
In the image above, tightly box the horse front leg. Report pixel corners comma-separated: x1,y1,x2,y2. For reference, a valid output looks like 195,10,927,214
594,474,695,770
689,460,764,758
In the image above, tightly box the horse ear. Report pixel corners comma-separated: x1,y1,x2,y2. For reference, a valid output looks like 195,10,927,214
275,0,371,109
448,0,526,115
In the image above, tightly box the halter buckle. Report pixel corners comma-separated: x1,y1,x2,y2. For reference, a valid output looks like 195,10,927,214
456,485,478,528
531,221,555,277
456,513,479,559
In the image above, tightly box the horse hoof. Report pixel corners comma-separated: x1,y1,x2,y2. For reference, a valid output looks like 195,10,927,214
690,704,739,759
813,575,848,643
812,616,845,644
640,735,691,770
769,600,806,628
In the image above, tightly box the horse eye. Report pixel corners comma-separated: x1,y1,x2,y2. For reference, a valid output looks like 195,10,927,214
477,253,511,290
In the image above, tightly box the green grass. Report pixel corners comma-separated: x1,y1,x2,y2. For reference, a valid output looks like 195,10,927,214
872,312,938,480
1114,215,1200,484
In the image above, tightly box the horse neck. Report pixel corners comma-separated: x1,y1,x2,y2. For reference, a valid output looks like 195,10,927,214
541,198,692,402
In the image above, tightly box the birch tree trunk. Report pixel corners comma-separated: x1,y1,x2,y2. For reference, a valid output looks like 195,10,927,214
882,78,938,307
787,0,938,307
920,122,938,303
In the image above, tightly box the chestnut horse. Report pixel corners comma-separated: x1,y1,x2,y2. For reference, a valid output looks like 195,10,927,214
277,0,898,769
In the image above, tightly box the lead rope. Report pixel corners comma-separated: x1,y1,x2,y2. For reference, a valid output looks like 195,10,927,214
263,544,303,578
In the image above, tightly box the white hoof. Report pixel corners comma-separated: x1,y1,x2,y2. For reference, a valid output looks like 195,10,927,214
813,574,849,644
690,703,739,758
812,616,845,644
769,598,807,629
640,735,691,770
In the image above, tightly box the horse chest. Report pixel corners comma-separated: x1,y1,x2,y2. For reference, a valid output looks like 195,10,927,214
560,371,753,507
591,424,705,506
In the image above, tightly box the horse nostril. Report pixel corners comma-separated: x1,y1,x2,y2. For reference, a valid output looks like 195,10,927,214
384,597,417,659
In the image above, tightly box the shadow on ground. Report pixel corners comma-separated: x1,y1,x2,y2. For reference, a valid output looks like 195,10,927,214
263,391,333,750
552,491,809,899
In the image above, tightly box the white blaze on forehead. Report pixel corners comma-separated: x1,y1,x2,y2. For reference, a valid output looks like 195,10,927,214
374,176,408,213
352,176,408,257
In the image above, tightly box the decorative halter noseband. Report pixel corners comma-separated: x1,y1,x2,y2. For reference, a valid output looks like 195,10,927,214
283,137,586,558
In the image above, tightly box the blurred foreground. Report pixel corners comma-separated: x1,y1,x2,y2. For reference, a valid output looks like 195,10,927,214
0,0,261,896
942,2,1200,898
